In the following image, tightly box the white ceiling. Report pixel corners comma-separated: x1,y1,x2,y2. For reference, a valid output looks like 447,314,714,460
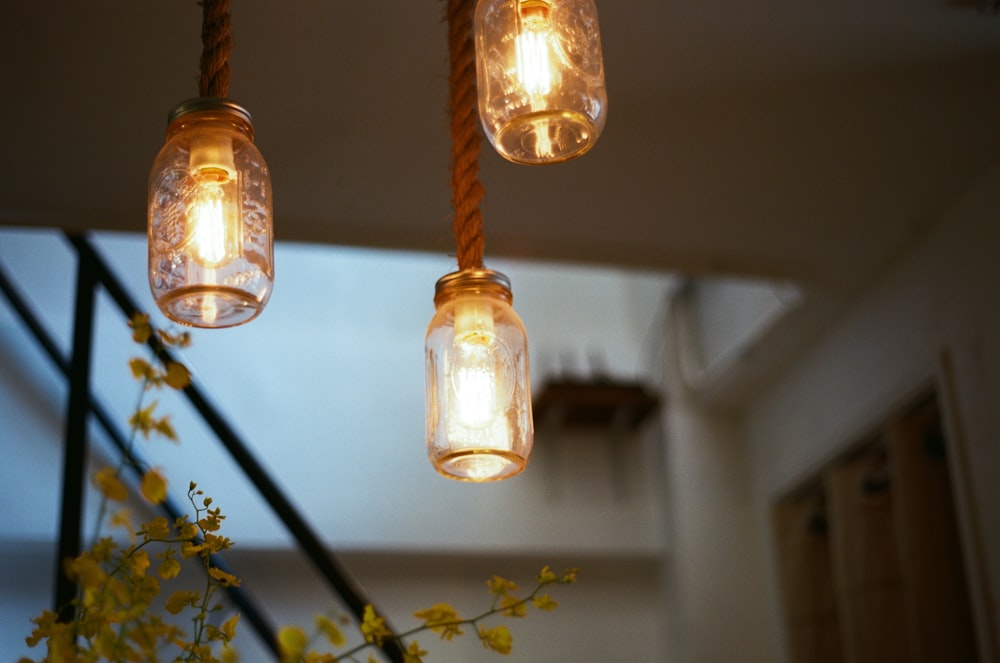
2,1,999,392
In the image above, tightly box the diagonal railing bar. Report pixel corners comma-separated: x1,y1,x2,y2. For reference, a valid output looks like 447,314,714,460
64,232,407,663
0,255,281,656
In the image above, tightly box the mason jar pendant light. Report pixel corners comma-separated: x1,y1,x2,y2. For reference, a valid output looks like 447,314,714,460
426,0,534,481
426,271,532,481
475,0,607,164
148,0,274,328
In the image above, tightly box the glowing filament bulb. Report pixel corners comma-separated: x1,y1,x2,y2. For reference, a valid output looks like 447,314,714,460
516,5,553,98
187,133,240,268
452,340,498,429
189,181,229,265
449,301,506,432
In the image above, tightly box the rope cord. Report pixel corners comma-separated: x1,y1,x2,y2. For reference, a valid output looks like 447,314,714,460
199,0,233,98
447,0,486,271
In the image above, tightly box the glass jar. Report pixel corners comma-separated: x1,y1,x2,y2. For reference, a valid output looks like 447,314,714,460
425,269,534,481
148,98,274,328
476,0,607,164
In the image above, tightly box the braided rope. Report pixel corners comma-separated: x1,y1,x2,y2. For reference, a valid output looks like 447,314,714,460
447,0,485,271
199,0,233,98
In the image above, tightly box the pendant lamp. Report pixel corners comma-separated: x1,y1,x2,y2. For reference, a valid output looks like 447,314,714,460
475,0,607,164
425,0,534,482
148,0,274,328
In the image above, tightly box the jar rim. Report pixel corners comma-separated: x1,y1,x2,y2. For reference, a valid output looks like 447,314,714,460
434,269,512,302
167,98,253,129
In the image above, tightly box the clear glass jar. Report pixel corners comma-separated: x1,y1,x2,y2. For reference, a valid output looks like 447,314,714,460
148,98,274,328
475,0,607,164
425,269,534,481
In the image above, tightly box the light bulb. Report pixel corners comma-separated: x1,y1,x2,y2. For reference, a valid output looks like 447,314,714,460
448,300,513,431
515,4,554,98
148,98,274,328
425,270,533,482
187,134,241,268
476,0,607,164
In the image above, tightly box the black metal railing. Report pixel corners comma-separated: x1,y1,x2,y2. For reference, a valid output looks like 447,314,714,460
0,231,406,662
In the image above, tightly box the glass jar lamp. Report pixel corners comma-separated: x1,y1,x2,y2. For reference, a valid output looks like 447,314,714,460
425,269,534,481
148,98,274,328
475,0,607,164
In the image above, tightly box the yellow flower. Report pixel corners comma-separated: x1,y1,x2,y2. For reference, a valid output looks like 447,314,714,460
173,517,198,540
278,625,308,661
126,549,151,578
316,614,346,647
140,468,168,505
157,556,181,580
532,594,558,611
65,552,106,589
220,613,241,642
129,401,159,438
486,575,517,597
91,536,116,562
501,595,528,618
479,625,513,654
165,590,199,615
129,313,152,344
92,466,128,502
360,605,392,646
403,640,428,662
129,357,155,381
141,516,171,541
154,416,178,442
208,566,241,588
158,328,191,349
109,508,135,535
164,361,191,390
413,603,463,640
537,565,557,584
559,567,580,584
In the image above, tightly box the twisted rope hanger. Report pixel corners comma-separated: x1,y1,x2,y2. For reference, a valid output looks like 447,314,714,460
447,0,486,271
199,0,233,98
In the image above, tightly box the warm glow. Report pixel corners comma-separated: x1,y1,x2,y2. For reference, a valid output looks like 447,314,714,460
188,181,236,266
515,8,553,98
148,99,273,328
447,300,511,437
187,134,240,268
476,0,607,164
425,270,532,482
514,4,558,161
451,336,498,428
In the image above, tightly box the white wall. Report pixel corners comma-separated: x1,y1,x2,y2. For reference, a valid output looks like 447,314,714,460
660,398,777,663
744,163,1000,661
0,231,671,553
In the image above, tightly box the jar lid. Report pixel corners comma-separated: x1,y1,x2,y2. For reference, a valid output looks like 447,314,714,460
167,98,253,128
434,269,512,301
